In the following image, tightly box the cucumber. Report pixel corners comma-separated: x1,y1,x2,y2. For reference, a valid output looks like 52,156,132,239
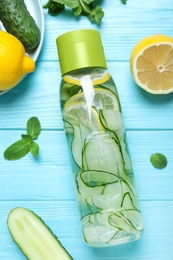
0,0,40,50
7,207,73,260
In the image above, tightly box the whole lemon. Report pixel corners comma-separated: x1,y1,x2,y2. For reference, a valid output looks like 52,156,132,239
0,30,35,91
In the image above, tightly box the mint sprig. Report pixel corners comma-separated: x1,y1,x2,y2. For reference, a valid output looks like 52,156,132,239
4,117,41,161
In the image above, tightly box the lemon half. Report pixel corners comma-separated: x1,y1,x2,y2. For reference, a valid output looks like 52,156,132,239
130,34,173,94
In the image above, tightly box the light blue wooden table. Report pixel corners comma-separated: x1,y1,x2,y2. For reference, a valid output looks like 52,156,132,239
0,0,173,259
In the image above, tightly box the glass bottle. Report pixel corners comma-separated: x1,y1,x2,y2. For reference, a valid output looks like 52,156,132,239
56,29,144,247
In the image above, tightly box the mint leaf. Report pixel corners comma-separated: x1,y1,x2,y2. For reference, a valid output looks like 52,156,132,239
57,0,79,9
4,139,31,161
150,153,167,169
88,5,104,25
73,4,82,16
122,0,127,4
30,142,39,157
21,134,32,142
27,117,41,139
83,0,94,4
43,0,65,16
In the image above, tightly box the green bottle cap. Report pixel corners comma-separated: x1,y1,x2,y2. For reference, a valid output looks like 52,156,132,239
56,29,107,76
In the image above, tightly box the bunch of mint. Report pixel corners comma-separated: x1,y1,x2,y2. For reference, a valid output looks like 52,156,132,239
4,117,41,161
44,0,104,25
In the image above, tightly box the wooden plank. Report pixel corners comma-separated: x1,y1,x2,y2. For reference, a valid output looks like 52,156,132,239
1,62,173,130
38,0,173,62
0,0,173,259
0,130,172,200
1,201,173,259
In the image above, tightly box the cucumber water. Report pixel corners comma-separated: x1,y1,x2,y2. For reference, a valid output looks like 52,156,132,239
57,29,144,247
60,68,144,247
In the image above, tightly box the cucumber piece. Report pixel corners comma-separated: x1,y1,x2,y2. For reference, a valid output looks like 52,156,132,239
103,176,133,196
76,169,137,213
0,0,40,50
75,170,104,197
100,110,123,131
121,192,139,210
109,214,133,233
71,124,91,168
81,214,119,245
7,207,73,260
86,193,122,212
119,134,134,175
63,120,73,134
120,210,144,231
82,132,124,175
81,209,143,247
80,170,119,187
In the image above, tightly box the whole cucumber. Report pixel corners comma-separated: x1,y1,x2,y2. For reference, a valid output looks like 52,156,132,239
0,0,40,50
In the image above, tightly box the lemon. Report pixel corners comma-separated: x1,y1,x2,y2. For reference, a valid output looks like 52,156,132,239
63,70,110,86
64,88,120,112
0,30,35,91
63,101,104,132
130,34,173,94
63,88,121,133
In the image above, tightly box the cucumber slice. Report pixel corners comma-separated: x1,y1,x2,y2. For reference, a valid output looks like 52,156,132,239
75,170,104,198
80,170,119,187
81,210,142,246
100,110,123,131
7,207,73,260
71,124,91,167
103,176,133,196
82,173,122,211
92,178,135,211
76,170,138,212
119,134,134,175
109,214,133,233
81,214,119,246
86,194,122,212
82,132,124,175
121,192,139,210
120,210,144,231
63,120,73,134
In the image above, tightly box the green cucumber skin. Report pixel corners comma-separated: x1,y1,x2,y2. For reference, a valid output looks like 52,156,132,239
0,0,40,50
7,207,73,260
